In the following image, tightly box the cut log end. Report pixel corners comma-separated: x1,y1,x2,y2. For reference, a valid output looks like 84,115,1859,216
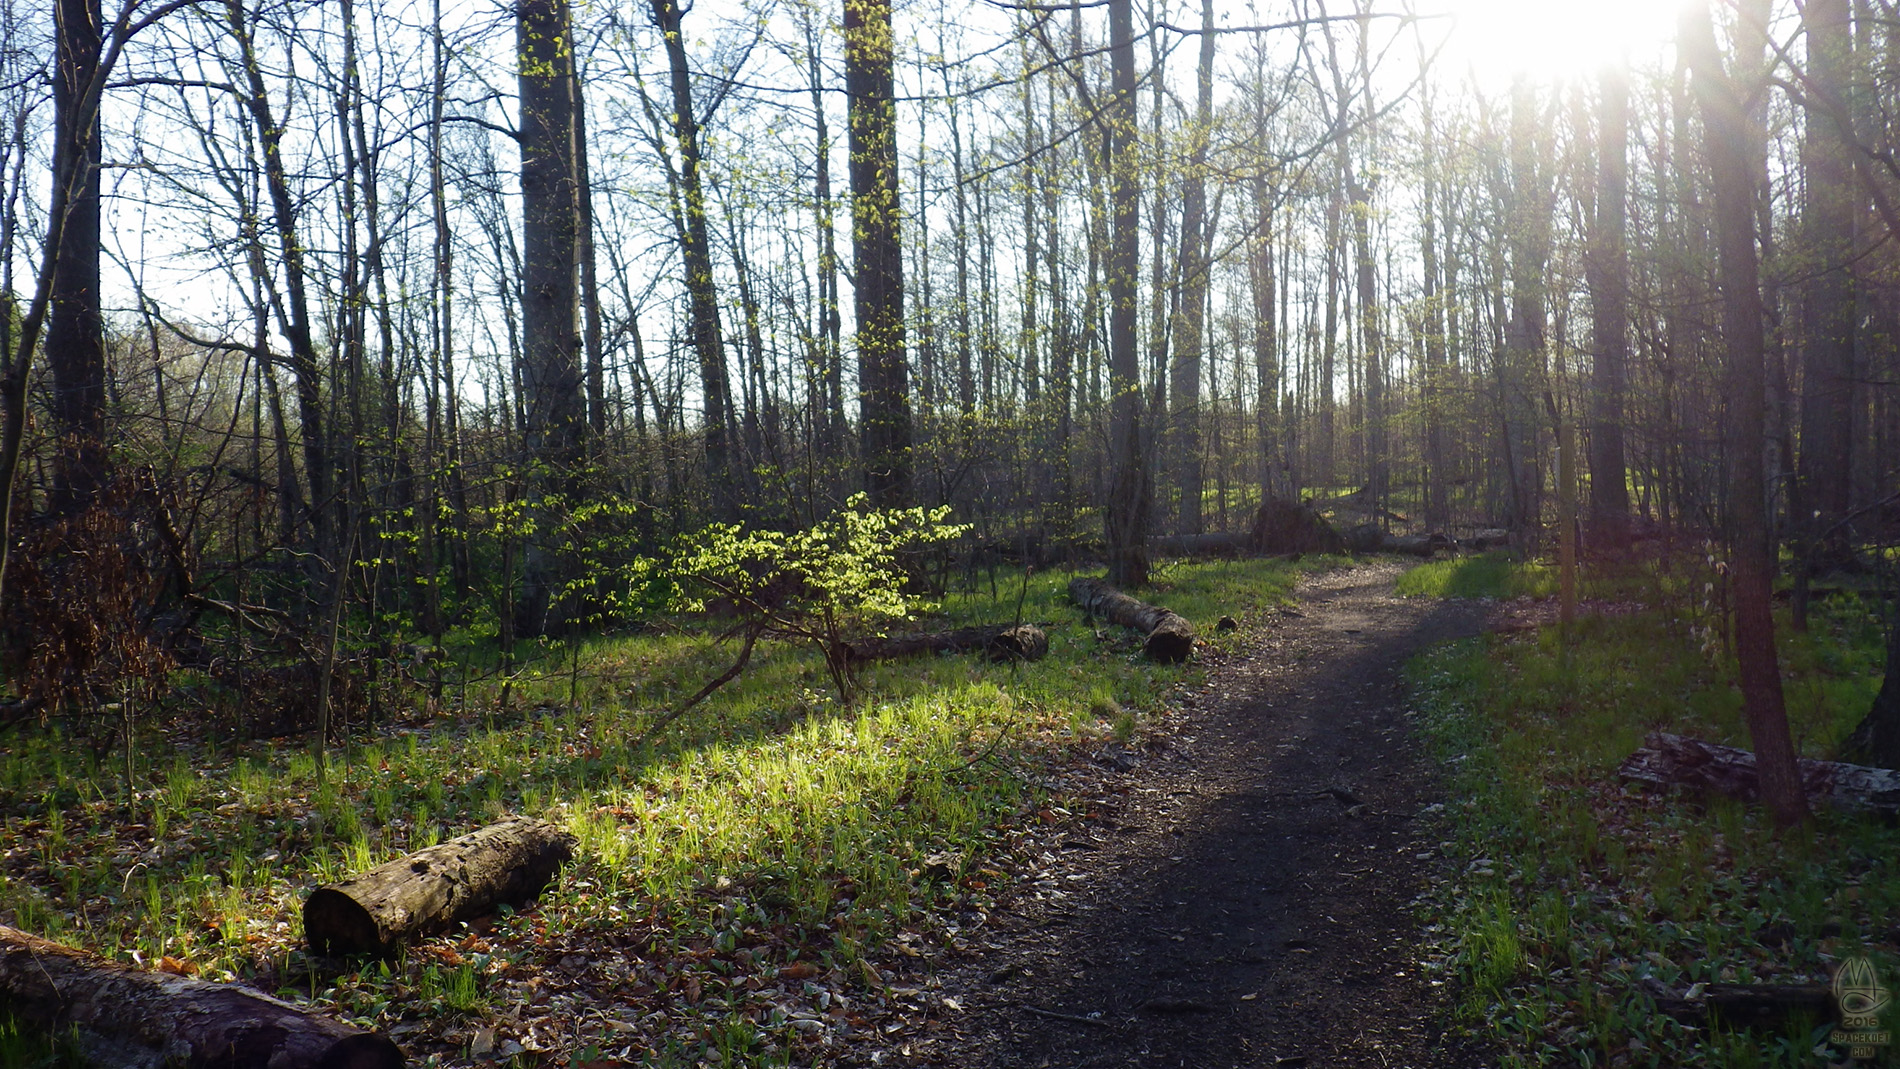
1069,577,1198,663
304,817,576,957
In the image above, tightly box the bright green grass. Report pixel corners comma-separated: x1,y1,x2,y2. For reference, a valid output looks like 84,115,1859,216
1396,553,1555,599
1409,580,1898,1068
0,556,1330,1063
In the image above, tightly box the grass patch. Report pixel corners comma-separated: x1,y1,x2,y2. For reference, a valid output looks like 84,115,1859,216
1409,580,1899,1067
1396,553,1554,599
0,556,1329,1065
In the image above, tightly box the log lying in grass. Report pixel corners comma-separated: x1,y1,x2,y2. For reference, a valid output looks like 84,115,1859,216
1149,532,1248,559
1655,983,1833,1031
847,624,1048,664
0,924,402,1069
1068,577,1196,663
1618,732,1900,816
305,816,576,956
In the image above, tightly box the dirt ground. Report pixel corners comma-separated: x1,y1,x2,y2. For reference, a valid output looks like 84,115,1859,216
864,561,1493,1069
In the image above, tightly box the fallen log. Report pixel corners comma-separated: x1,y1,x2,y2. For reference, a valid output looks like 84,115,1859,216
1068,577,1196,663
305,816,576,956
1655,983,1834,1031
847,624,1048,664
1149,532,1247,558
0,924,402,1069
1617,733,1900,816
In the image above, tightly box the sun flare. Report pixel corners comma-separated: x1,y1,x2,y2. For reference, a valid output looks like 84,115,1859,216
1431,0,1687,85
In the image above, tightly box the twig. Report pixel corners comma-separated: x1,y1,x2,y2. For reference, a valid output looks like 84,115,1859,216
1022,1005,1116,1028
636,622,764,747
938,725,1018,778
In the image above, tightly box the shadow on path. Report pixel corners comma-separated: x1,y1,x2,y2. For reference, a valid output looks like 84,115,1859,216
917,563,1490,1069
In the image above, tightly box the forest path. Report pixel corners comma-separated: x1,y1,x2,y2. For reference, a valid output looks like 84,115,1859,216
897,561,1490,1069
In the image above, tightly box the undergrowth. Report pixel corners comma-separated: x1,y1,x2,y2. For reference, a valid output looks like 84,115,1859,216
1407,560,1900,1068
0,555,1330,1066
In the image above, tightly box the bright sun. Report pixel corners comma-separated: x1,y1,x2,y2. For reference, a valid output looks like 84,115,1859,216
1429,0,1687,85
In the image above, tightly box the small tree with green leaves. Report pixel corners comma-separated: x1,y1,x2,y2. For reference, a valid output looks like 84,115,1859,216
658,494,965,723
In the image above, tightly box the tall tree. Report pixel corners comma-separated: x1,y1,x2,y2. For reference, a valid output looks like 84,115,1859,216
516,0,586,634
651,0,735,510
1683,0,1806,829
1169,0,1214,535
845,0,910,507
47,0,106,516
1796,0,1857,569
1586,62,1631,548
1103,0,1147,586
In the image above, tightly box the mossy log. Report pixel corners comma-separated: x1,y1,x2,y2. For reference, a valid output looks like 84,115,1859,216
1068,577,1196,663
1618,732,1900,815
304,816,575,957
847,624,1048,663
0,924,402,1069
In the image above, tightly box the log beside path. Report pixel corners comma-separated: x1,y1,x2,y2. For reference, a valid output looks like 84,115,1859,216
0,924,402,1069
1068,577,1196,663
847,624,1048,664
305,816,576,957
1618,732,1900,816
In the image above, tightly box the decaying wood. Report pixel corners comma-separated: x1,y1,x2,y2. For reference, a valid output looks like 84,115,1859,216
1618,732,1900,815
1149,532,1247,558
0,924,402,1069
1068,577,1195,663
305,816,576,956
1655,983,1833,1031
847,624,1048,663
1249,499,1344,555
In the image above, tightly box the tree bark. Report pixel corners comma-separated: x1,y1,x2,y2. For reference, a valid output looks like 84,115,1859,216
1069,576,1194,663
1796,0,1857,573
1103,0,1148,588
0,925,402,1069
516,0,585,636
1618,733,1897,816
1684,0,1808,830
846,624,1047,664
47,0,106,517
846,0,911,507
1168,0,1215,536
304,816,576,957
1586,62,1631,548
651,0,735,511
1840,615,1900,769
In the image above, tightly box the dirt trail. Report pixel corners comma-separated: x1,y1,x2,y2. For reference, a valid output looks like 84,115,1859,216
900,562,1489,1069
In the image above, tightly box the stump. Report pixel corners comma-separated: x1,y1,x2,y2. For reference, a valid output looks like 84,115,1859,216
305,816,576,956
1068,577,1196,663
1248,499,1344,555
846,624,1048,664
1617,733,1900,816
0,925,402,1069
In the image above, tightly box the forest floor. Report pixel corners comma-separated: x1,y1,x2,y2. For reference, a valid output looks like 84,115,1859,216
850,561,1492,1069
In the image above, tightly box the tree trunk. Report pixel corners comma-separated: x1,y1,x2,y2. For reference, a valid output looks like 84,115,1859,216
1069,576,1194,663
651,0,735,512
846,0,911,507
1169,0,1215,536
0,925,402,1069
305,816,576,957
1586,62,1631,548
846,624,1047,664
47,0,106,517
1840,613,1900,769
516,0,585,636
1684,0,1808,829
1103,0,1148,588
1796,0,1857,574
